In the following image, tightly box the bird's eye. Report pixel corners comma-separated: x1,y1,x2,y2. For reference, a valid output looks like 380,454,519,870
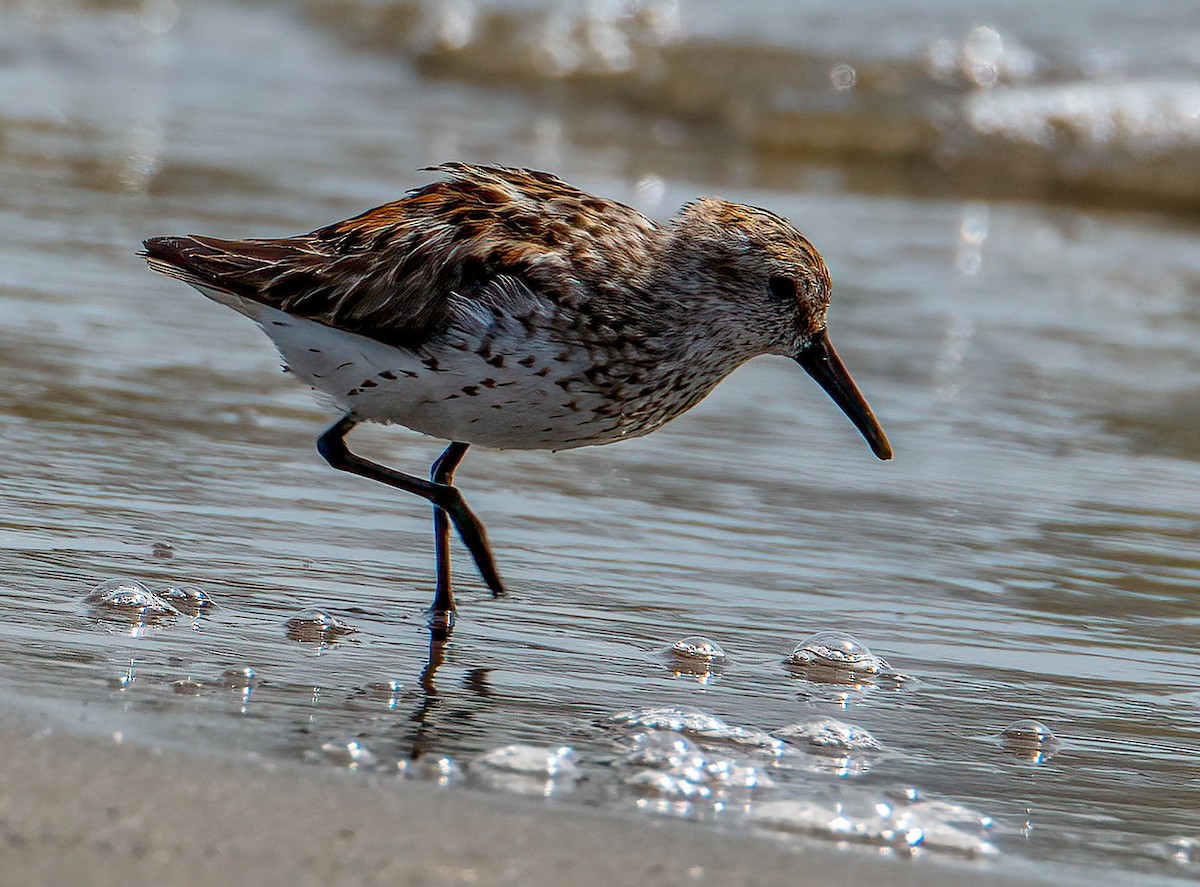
767,276,796,303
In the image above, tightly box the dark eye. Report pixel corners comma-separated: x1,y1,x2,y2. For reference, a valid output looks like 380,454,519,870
767,276,796,303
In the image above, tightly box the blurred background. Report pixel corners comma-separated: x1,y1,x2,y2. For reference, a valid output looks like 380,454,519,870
1,0,1198,880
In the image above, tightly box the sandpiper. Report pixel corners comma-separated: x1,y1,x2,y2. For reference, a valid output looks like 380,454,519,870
143,163,891,634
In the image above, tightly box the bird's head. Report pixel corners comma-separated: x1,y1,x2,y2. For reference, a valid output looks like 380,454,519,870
667,198,892,460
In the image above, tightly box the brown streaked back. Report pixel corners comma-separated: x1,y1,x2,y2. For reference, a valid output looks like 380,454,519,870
142,163,659,348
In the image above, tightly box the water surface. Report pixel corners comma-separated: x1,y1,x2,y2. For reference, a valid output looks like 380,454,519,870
1,1,1198,881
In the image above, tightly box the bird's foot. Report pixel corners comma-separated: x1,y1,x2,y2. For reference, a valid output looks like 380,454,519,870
426,605,456,640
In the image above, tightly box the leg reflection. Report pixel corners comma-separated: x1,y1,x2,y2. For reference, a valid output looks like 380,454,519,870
404,632,494,764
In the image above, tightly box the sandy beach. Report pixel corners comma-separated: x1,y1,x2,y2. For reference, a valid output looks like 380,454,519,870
0,704,1073,887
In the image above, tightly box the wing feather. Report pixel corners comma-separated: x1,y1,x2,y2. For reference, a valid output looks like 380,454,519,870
143,164,659,348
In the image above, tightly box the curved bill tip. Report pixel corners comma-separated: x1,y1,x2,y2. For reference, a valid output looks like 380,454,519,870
795,330,893,460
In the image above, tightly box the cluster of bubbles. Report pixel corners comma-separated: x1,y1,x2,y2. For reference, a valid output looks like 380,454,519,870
620,729,775,803
660,629,912,690
603,703,996,857
610,706,784,755
82,571,365,711
306,739,582,797
85,576,362,650
84,578,217,632
751,790,997,858
83,577,1065,861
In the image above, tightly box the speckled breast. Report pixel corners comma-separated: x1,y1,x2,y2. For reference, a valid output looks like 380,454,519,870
250,295,727,451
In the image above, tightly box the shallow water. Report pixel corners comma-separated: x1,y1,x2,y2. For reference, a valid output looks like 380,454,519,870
1,0,1198,880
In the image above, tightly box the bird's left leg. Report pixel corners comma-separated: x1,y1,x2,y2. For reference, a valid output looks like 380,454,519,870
316,416,505,607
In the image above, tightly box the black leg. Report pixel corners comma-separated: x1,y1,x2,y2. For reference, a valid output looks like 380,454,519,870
316,416,505,614
428,441,470,633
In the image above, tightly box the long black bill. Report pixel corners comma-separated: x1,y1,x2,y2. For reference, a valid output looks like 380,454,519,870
795,329,893,460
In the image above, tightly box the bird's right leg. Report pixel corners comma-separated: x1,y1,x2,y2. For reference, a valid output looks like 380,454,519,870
316,416,505,622
428,441,470,634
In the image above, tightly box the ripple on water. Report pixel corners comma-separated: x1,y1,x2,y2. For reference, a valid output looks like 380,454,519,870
284,608,357,644
609,706,784,755
784,630,909,685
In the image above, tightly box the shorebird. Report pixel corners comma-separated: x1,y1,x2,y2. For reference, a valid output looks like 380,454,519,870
143,163,891,635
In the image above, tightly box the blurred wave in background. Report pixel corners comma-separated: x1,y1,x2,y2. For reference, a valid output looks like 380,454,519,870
308,0,1200,213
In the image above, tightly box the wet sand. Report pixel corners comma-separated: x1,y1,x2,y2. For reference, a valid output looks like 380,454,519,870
0,708,1061,887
